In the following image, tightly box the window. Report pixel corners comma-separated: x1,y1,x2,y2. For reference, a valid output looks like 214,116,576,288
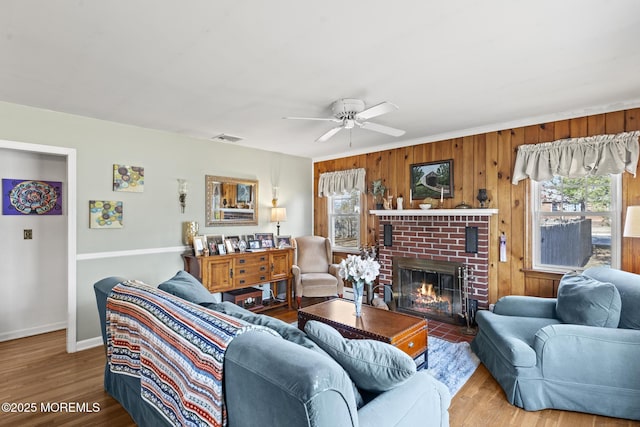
531,175,621,272
329,191,361,250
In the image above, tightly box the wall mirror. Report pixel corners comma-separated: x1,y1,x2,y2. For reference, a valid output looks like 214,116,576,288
205,175,258,226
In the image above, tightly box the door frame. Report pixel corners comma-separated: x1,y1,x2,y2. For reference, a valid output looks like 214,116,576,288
0,139,77,352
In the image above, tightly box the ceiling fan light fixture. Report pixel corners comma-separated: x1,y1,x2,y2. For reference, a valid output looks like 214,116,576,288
284,98,405,143
332,98,365,118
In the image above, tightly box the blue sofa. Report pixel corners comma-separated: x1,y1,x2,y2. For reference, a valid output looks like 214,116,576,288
95,275,451,427
471,267,640,420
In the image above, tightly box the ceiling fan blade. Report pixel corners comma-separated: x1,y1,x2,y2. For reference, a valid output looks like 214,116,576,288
359,121,406,137
283,116,341,122
356,101,399,120
316,126,343,142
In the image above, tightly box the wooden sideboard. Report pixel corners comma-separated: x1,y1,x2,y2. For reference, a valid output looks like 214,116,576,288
182,247,293,311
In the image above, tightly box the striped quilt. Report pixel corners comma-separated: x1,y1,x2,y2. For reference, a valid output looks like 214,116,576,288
106,280,277,427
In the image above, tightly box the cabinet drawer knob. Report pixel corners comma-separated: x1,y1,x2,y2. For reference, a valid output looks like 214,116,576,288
408,341,414,348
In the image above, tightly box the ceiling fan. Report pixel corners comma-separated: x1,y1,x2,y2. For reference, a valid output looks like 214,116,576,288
284,98,406,142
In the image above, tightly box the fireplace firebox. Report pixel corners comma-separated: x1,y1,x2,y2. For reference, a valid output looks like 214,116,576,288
390,257,466,324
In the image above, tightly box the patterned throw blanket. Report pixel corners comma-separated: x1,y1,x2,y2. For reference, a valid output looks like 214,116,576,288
106,280,277,427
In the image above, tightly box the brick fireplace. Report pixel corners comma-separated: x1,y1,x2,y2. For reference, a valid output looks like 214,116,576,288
373,209,498,321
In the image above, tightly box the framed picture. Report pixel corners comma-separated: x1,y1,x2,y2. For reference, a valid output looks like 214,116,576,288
226,235,240,252
225,238,236,254
113,164,144,192
410,159,454,201
248,239,261,250
192,236,206,256
2,178,63,215
236,183,252,203
89,200,124,229
254,232,274,246
261,238,274,248
275,235,292,248
217,243,227,255
206,235,224,255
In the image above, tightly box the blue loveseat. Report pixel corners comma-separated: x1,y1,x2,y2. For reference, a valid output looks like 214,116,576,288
471,267,640,420
95,273,451,427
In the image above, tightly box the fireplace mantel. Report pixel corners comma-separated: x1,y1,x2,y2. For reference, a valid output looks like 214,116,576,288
370,208,498,217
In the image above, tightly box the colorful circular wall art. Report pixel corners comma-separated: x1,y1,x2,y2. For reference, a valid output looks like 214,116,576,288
89,200,124,229
113,164,144,192
2,179,63,215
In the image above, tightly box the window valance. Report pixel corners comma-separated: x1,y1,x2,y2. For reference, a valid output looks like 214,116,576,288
512,131,639,184
318,168,366,197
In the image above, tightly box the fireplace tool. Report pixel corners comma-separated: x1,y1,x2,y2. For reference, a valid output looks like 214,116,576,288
458,265,477,335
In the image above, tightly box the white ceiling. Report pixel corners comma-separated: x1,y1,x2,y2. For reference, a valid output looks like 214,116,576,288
2,1,640,161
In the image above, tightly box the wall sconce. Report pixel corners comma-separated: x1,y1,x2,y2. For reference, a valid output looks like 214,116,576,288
270,207,287,236
272,186,279,207
178,179,188,213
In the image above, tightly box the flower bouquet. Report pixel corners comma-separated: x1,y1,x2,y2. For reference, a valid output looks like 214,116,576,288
338,248,381,316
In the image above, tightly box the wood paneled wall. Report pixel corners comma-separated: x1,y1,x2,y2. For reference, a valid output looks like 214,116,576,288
314,109,640,303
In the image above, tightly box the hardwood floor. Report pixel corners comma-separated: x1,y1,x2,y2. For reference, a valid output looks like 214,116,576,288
1,308,637,427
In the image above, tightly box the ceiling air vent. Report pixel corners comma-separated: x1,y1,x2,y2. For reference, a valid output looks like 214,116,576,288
211,133,244,143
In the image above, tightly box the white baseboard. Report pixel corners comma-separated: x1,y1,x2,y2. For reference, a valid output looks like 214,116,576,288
0,321,66,342
75,336,104,351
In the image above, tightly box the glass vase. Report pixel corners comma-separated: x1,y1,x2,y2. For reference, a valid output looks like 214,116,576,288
182,221,199,245
353,282,364,317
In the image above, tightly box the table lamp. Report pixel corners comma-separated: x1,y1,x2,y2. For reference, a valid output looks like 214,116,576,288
271,207,287,236
624,206,640,237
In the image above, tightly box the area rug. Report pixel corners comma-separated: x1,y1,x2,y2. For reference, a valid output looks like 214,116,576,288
426,337,480,396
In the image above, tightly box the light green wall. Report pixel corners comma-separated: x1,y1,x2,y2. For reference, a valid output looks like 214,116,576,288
0,101,312,342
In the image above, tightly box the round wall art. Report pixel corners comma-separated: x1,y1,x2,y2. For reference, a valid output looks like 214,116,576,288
2,178,63,215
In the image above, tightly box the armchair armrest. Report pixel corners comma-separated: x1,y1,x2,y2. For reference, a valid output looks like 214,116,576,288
291,264,302,296
329,263,344,295
534,324,640,390
358,372,450,427
494,295,557,319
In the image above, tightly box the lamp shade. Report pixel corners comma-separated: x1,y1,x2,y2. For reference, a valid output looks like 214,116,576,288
271,207,287,222
624,206,640,238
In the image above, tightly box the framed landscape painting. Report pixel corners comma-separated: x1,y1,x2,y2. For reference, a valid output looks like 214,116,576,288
410,159,454,200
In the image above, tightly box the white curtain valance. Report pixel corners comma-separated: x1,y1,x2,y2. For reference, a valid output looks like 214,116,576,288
512,131,640,184
318,168,366,197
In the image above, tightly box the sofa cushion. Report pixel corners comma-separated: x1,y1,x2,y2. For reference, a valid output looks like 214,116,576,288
556,273,621,328
212,303,364,408
583,267,640,330
304,320,416,392
208,302,329,354
157,270,218,305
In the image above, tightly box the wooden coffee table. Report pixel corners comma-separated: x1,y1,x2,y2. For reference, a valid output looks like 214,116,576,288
298,298,428,369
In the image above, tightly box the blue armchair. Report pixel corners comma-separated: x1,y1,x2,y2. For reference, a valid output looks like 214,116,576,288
471,267,640,420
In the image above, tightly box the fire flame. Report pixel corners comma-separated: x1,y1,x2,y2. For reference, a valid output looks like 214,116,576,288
419,283,434,296
412,282,451,313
